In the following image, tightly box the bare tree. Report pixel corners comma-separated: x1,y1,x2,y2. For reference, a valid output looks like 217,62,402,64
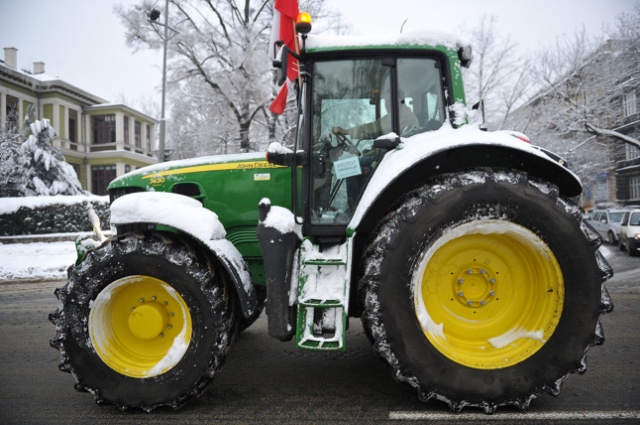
462,15,532,129
498,8,640,205
501,29,613,183
615,2,640,59
586,1,640,147
114,0,347,159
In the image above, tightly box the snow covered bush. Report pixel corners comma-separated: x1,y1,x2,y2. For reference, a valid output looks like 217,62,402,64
0,108,84,197
0,196,109,236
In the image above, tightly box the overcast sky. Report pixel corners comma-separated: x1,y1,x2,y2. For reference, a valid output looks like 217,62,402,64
0,0,635,111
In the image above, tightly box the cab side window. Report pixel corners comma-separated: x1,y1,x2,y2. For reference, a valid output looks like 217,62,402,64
397,58,444,135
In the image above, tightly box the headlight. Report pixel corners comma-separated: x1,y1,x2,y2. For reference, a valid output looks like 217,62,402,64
634,233,640,240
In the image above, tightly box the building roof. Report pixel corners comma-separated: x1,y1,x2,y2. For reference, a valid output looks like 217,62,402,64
0,58,108,105
1,50,156,122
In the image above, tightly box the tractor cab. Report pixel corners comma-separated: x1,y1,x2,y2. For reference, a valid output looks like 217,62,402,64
270,16,465,240
304,56,447,231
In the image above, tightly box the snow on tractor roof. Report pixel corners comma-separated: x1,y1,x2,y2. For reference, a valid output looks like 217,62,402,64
305,30,470,53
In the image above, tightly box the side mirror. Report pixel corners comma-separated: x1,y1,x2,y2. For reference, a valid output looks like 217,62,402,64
458,45,473,68
373,135,401,150
272,42,289,86
265,142,307,167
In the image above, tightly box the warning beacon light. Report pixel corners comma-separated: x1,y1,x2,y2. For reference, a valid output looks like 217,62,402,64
296,12,312,35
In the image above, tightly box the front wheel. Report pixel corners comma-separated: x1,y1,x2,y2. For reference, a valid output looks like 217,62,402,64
50,232,235,411
359,170,613,412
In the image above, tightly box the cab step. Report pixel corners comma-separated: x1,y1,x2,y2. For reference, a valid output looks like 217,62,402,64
296,238,352,350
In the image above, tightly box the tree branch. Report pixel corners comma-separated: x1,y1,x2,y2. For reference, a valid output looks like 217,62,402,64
585,123,640,148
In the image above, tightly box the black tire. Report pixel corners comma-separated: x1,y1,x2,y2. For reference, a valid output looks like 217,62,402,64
607,231,617,245
50,232,235,411
359,169,613,413
628,240,637,257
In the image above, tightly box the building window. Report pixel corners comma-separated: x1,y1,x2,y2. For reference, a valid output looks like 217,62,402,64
68,109,78,150
630,176,640,200
135,121,142,149
146,124,151,152
626,143,640,161
124,117,129,145
92,115,116,145
5,95,19,133
623,91,637,117
91,165,116,195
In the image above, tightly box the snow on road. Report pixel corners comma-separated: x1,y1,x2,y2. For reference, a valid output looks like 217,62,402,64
0,241,76,281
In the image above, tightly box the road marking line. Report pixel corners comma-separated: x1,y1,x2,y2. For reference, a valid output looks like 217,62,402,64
389,411,640,421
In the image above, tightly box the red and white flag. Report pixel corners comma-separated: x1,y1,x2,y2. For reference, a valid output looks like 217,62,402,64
269,0,299,114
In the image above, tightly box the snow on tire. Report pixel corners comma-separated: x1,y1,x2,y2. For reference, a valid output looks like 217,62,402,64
50,232,235,411
359,169,613,412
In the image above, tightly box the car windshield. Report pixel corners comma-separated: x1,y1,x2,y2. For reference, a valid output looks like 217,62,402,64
630,212,640,226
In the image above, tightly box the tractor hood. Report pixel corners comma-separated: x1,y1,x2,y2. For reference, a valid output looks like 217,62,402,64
109,152,273,191
107,151,291,232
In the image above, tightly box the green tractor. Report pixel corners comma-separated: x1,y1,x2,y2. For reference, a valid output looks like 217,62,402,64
50,15,612,413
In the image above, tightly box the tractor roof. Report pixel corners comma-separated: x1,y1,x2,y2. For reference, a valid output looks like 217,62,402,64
304,30,470,55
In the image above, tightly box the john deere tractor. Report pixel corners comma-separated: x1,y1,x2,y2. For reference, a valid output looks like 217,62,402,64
50,13,612,413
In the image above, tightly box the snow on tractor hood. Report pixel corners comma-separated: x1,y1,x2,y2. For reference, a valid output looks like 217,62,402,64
348,123,582,231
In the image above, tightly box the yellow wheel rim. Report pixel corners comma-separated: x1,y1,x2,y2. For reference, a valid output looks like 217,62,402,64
89,275,192,378
413,220,564,369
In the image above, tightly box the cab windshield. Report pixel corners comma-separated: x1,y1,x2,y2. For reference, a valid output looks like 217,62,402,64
309,57,444,225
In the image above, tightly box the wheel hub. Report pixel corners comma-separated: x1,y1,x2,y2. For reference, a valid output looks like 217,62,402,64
455,267,496,307
129,302,169,340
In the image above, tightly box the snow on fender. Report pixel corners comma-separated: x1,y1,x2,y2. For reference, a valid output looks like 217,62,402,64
110,191,226,240
110,191,257,319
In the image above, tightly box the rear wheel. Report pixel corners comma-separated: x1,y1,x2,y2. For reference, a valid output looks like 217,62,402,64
608,231,617,245
50,232,235,411
359,170,613,412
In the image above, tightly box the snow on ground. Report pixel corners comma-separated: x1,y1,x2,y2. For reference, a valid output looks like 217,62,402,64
0,240,76,281
0,238,615,282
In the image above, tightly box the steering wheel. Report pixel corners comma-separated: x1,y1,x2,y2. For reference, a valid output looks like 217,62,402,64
334,132,361,156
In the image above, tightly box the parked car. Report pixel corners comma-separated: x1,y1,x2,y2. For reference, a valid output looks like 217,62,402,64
618,209,640,256
587,208,627,244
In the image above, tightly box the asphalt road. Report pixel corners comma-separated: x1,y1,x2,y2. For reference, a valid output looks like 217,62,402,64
0,246,638,425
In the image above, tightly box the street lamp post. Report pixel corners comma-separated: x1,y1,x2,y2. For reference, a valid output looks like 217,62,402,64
149,0,170,162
